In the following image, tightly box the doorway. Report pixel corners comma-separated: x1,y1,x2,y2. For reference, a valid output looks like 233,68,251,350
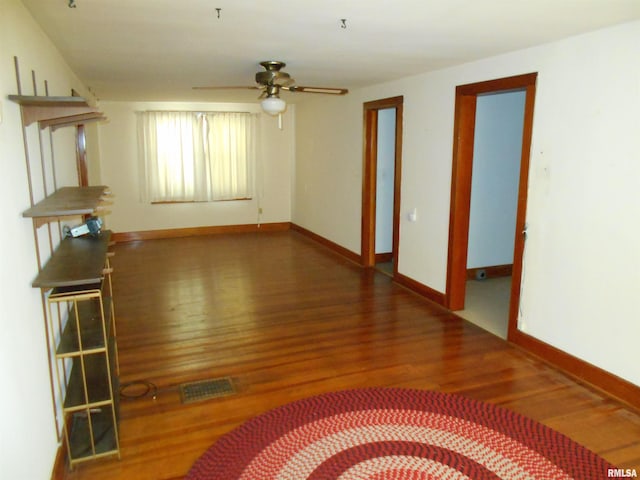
362,96,404,276
446,73,537,341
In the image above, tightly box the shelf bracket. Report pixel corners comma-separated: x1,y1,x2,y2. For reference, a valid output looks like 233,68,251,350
8,95,102,128
44,112,107,131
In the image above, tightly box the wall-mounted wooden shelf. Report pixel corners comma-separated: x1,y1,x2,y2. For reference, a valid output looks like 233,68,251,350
8,94,104,128
22,186,110,219
32,230,112,288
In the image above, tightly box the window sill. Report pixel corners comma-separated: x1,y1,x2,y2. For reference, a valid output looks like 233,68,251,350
151,198,252,205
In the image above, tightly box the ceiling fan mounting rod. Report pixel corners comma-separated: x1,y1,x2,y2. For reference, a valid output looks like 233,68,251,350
265,85,280,97
260,61,286,72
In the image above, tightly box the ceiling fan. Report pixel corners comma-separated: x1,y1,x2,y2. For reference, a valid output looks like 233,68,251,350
193,61,349,115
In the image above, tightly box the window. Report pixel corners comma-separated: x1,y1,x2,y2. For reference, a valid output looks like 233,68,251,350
137,111,257,202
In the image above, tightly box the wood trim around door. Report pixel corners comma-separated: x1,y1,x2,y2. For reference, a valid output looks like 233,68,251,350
76,124,89,187
446,72,537,314
361,96,404,275
446,93,478,309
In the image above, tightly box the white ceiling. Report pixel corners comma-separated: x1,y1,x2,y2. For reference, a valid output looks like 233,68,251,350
21,0,640,103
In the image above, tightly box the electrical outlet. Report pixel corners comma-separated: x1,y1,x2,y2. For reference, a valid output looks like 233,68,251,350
258,207,263,214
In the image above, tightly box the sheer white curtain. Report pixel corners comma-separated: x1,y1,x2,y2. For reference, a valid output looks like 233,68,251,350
138,111,256,202
202,112,255,200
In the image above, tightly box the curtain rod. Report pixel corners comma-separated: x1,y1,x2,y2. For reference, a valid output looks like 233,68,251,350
136,110,257,114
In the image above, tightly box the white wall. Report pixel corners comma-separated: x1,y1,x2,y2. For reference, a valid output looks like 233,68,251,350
375,108,396,254
293,94,363,253
0,0,96,478
98,102,294,233
294,21,640,386
467,90,525,268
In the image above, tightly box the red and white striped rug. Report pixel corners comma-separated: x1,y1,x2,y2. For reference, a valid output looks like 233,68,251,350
186,388,615,479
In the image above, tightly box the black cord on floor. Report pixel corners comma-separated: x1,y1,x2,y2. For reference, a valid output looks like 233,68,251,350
119,380,158,400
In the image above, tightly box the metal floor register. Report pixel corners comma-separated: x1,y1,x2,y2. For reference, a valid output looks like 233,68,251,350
179,377,236,404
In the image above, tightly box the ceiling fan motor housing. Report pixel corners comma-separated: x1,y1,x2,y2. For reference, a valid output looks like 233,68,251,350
256,71,291,87
256,60,292,87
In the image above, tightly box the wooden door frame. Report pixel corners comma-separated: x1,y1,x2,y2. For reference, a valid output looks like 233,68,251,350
445,73,537,341
361,96,404,273
76,124,89,187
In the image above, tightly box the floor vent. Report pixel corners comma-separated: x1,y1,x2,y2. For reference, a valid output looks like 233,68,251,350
179,377,236,404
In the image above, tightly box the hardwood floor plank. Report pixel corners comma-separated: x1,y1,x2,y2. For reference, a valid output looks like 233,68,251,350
62,231,640,479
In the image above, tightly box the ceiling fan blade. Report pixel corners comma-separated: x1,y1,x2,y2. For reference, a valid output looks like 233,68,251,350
284,86,349,95
276,77,295,88
192,85,262,91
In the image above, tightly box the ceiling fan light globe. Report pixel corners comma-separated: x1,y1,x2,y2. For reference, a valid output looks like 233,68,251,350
261,96,286,115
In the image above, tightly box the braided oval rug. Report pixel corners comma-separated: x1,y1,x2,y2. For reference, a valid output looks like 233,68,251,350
186,388,616,480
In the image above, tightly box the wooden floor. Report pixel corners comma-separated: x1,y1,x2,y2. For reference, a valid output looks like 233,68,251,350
63,231,640,479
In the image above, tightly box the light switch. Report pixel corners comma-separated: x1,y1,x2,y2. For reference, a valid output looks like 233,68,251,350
408,208,417,222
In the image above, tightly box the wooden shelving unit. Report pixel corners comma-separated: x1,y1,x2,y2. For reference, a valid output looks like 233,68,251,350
47,281,120,466
11,67,119,471
20,185,121,467
28,188,121,467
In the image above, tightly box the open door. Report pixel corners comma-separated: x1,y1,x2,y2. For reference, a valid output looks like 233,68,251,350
362,96,404,275
446,73,537,341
